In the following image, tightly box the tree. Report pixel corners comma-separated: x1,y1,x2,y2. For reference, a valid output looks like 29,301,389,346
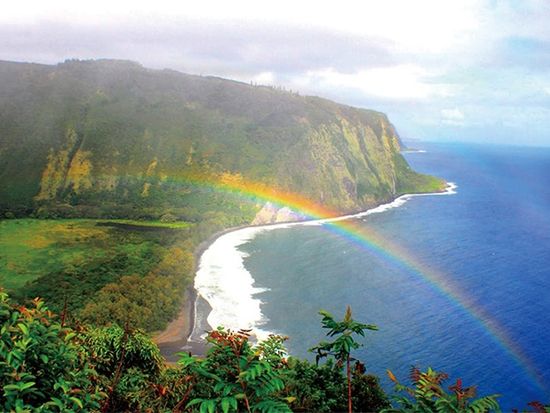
309,306,378,413
281,357,389,412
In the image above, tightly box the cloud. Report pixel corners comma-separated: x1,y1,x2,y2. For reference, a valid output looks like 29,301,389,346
293,65,453,100
440,108,465,126
252,71,275,85
0,0,481,54
0,20,396,77
0,1,549,145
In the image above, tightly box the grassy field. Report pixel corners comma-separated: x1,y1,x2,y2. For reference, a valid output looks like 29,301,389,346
97,219,191,229
0,218,183,292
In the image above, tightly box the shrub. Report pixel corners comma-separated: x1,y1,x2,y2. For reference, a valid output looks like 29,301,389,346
0,292,104,412
181,328,293,413
160,213,178,223
383,366,501,413
83,324,163,412
282,358,389,413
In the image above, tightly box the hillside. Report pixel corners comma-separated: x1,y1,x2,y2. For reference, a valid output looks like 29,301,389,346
0,59,443,221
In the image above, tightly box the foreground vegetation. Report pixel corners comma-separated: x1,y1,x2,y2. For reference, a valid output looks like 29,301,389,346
4,291,545,412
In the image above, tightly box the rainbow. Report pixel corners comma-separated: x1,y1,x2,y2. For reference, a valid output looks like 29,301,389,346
177,173,548,393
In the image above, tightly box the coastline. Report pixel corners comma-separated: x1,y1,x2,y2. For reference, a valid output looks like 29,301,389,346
155,182,456,360
154,224,253,360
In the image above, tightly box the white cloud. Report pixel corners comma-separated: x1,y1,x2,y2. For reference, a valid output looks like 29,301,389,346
297,65,451,100
252,71,275,85
441,108,465,126
0,0,481,54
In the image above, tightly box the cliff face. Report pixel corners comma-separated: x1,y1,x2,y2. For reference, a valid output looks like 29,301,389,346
0,59,443,219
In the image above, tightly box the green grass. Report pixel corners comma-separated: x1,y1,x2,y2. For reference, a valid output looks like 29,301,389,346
393,154,447,195
0,218,179,292
97,219,191,229
0,219,102,290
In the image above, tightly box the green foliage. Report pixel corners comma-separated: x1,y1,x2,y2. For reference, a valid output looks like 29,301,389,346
159,213,178,223
172,322,387,413
282,358,345,413
80,247,194,331
124,367,195,412
83,324,163,412
310,306,378,365
0,218,196,333
281,358,389,413
383,366,501,413
0,291,104,412
84,324,163,376
98,218,191,228
0,289,517,413
21,249,159,315
393,154,446,195
181,328,292,413
351,361,392,412
310,306,378,413
255,334,289,369
0,219,165,299
80,274,168,331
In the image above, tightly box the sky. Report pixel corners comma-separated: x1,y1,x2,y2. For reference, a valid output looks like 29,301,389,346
1,0,550,146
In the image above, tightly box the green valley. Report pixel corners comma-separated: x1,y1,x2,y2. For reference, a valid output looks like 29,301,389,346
0,218,196,330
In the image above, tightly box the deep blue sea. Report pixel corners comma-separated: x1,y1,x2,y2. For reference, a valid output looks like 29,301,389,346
196,142,550,409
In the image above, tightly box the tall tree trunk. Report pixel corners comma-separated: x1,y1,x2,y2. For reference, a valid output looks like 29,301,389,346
347,356,352,413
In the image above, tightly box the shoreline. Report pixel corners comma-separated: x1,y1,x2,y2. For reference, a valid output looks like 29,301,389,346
155,182,455,360
154,225,252,360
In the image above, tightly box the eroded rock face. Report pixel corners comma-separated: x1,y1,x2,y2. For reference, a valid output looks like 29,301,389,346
251,203,306,225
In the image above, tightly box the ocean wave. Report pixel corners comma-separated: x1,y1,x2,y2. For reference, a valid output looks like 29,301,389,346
402,149,427,153
303,182,457,225
193,182,457,339
193,227,275,341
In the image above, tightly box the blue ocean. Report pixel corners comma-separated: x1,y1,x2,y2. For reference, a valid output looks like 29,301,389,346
195,142,550,408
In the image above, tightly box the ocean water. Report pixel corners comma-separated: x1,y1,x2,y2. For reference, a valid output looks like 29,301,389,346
193,142,550,408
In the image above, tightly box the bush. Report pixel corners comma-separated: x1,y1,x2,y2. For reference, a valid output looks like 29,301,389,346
83,324,164,412
180,329,293,413
0,292,104,412
160,212,178,223
282,358,389,412
383,366,501,412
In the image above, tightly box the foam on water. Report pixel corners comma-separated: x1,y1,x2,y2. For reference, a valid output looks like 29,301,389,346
193,227,275,340
193,183,457,339
401,149,427,154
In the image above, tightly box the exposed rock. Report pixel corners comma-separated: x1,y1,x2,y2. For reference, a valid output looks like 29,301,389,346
251,203,306,225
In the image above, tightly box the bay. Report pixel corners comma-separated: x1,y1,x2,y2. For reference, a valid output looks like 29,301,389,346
196,142,550,408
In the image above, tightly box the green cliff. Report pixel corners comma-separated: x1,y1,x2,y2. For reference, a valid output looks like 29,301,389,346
0,59,443,220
